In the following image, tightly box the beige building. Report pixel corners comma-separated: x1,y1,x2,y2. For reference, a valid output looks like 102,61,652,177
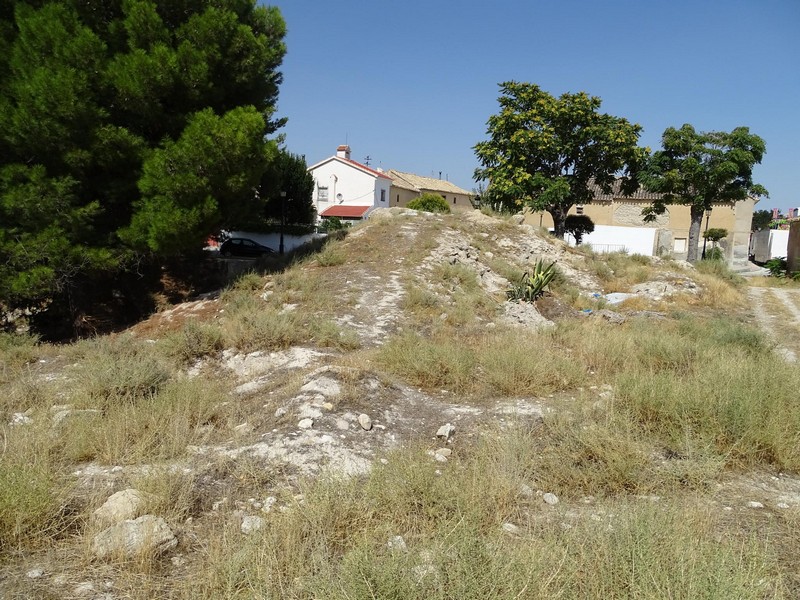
523,181,757,261
387,170,475,212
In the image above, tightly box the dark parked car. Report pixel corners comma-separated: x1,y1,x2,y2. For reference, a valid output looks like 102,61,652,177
219,238,275,258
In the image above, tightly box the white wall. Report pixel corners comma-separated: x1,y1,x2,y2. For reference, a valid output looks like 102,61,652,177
751,229,790,262
567,225,657,256
309,159,385,217
227,231,321,253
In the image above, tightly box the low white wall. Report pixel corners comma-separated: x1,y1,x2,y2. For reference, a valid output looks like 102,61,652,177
750,229,790,262
567,225,657,256
227,231,321,253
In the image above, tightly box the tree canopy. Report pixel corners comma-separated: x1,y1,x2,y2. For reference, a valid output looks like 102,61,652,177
0,0,286,333
474,82,646,238
640,124,767,262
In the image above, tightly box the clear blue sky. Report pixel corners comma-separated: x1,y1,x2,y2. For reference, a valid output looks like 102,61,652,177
273,0,799,213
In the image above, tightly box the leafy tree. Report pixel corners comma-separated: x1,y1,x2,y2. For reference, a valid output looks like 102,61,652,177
640,124,767,262
702,228,728,243
260,150,315,225
407,193,451,214
474,82,646,238
0,0,286,335
751,209,773,231
564,214,595,245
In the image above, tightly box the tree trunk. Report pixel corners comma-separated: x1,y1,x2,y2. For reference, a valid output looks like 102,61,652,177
686,205,705,262
549,205,568,239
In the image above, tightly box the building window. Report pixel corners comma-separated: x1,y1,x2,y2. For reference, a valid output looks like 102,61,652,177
453,197,456,204
318,186,328,202
576,204,584,215
674,238,687,252
396,194,400,205
381,189,386,203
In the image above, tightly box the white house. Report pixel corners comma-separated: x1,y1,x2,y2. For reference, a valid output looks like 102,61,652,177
307,145,392,223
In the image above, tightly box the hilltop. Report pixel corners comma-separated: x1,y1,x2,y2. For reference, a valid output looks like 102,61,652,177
1,208,799,599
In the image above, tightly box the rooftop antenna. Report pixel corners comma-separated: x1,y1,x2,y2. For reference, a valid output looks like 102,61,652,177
364,155,372,166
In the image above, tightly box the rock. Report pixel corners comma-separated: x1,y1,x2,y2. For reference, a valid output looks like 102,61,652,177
93,489,157,525
387,535,407,553
9,412,33,426
604,292,634,305
358,414,373,431
335,418,350,430
26,568,44,579
747,501,764,509
595,309,626,324
518,484,534,498
91,515,177,559
73,581,96,597
543,492,559,506
233,422,254,436
434,448,452,459
298,418,314,430
274,406,288,418
52,408,101,427
436,423,455,441
501,522,521,535
241,515,264,535
300,375,341,398
777,502,790,509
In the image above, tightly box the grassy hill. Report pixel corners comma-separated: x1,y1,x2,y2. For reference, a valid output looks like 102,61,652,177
1,208,798,598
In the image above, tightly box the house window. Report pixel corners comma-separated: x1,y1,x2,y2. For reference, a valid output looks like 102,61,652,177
396,194,400,205
576,204,584,215
318,186,328,202
381,189,386,203
674,238,687,252
453,197,456,204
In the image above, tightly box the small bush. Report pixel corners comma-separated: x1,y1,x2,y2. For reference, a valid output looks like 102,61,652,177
407,193,451,214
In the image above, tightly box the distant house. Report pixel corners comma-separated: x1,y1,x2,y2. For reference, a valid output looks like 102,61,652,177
387,170,475,211
307,145,393,224
524,180,758,262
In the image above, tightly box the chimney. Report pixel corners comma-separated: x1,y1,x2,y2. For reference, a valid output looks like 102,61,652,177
336,145,351,160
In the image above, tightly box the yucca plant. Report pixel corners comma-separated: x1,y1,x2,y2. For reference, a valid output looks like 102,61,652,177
506,260,557,302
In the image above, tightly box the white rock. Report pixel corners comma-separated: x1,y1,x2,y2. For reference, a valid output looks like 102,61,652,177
358,414,373,431
335,418,350,430
26,568,44,579
300,375,341,398
91,515,177,559
274,406,288,418
434,448,452,458
747,501,764,509
436,423,455,440
518,484,534,498
298,418,314,429
241,515,264,535
777,503,790,509
543,493,559,506
233,422,254,436
93,489,157,525
502,522,521,535
387,535,407,553
73,581,96,597
10,412,33,426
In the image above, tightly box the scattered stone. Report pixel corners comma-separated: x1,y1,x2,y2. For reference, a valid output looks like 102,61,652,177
298,418,314,430
747,501,764,509
72,581,96,597
9,412,33,426
335,418,350,430
518,484,534,498
595,309,626,324
26,568,44,579
776,503,790,509
434,448,452,459
411,563,438,584
91,515,177,559
93,489,157,525
300,375,341,398
358,413,373,431
241,515,264,535
233,422,254,436
543,492,559,506
436,423,455,441
274,406,288,418
501,522,521,535
171,554,187,567
387,535,408,553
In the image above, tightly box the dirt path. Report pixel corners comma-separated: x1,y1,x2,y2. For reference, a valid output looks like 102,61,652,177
746,286,800,362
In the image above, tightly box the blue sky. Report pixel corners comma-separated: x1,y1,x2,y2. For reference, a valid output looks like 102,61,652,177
273,0,799,213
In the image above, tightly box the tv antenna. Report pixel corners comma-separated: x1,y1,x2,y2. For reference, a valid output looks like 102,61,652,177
364,155,372,166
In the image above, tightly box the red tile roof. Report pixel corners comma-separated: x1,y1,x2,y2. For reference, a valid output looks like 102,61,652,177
320,205,371,218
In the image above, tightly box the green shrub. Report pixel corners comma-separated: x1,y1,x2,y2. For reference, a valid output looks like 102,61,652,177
506,260,557,301
765,257,788,278
407,193,451,214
